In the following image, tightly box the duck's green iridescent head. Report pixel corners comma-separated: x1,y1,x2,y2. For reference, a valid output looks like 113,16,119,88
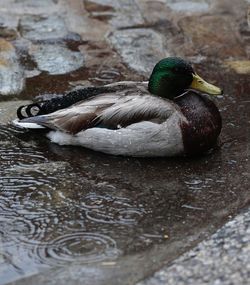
148,57,222,99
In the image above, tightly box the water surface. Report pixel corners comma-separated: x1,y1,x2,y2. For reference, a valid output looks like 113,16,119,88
0,69,249,284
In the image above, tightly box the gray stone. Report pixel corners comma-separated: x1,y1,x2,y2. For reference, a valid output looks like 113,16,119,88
16,0,57,8
109,28,169,75
166,0,210,13
138,209,250,285
0,39,25,96
0,0,59,16
0,13,19,29
110,0,144,28
19,14,68,41
29,44,84,75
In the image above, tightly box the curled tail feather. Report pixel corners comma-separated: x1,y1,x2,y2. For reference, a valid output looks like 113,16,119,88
17,86,118,120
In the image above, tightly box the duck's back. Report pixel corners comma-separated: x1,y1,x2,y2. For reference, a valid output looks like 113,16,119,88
17,81,149,119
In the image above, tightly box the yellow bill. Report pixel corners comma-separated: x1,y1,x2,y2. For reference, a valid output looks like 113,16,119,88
190,73,223,95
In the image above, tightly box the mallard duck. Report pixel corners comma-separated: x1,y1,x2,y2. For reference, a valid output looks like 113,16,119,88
14,57,222,157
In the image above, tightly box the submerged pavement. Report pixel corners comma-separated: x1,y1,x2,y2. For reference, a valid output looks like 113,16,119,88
6,208,250,285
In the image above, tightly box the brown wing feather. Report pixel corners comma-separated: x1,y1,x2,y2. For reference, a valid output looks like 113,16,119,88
20,87,177,134
51,112,98,134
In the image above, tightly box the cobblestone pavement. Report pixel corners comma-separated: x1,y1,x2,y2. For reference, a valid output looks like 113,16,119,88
0,0,249,98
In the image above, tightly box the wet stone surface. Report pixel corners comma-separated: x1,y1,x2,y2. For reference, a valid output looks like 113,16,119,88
0,0,250,285
138,209,250,285
166,0,210,13
29,44,84,75
0,100,31,123
84,0,144,28
19,15,69,41
109,29,168,75
0,39,25,96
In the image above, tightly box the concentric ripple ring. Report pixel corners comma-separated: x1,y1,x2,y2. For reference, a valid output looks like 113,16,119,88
36,232,119,265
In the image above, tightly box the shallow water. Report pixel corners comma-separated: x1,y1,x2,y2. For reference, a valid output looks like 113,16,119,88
0,68,250,284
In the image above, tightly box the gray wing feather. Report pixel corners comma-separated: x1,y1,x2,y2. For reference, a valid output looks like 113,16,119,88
98,95,175,128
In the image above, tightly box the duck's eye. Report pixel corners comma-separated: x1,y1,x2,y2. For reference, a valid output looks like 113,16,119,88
172,67,179,73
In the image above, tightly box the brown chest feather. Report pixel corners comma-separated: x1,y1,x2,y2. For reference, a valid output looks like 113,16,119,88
175,91,222,155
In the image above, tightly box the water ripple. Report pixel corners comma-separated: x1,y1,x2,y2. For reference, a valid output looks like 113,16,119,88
0,213,54,246
82,194,145,225
35,232,119,265
0,175,55,191
0,126,47,171
0,149,46,166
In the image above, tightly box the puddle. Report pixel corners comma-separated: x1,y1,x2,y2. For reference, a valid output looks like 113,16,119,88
0,67,249,284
